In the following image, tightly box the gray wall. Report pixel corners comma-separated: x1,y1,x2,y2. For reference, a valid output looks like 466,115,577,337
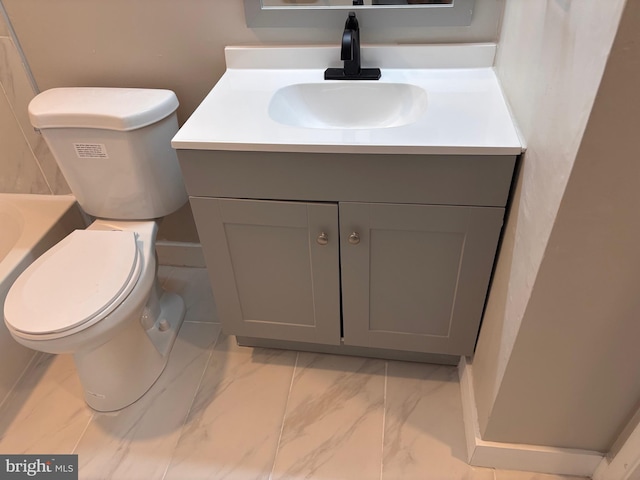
473,0,637,452
2,0,504,123
1,0,504,242
0,4,69,195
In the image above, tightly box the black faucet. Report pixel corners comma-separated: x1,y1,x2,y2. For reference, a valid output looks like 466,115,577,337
324,12,381,81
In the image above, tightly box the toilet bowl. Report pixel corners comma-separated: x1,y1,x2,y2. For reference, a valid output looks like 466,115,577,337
3,87,189,411
4,219,186,411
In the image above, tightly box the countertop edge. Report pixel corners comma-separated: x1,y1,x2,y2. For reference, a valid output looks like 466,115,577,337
171,141,523,156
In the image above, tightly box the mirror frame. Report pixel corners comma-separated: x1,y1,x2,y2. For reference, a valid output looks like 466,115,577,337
243,0,475,28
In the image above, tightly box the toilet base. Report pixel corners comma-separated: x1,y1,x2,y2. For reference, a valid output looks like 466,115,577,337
74,290,186,412
146,291,186,358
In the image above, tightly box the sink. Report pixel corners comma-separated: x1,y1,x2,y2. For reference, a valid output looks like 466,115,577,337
171,45,524,154
268,83,428,130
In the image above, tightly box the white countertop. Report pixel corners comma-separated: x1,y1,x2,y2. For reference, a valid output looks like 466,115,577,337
172,45,523,155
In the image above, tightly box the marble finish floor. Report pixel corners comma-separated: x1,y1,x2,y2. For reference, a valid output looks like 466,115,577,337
0,267,588,480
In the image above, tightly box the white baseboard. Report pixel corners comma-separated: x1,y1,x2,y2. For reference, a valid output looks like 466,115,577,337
156,241,206,268
593,416,640,480
458,357,603,477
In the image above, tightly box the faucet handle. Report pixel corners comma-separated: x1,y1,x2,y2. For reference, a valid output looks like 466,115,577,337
345,11,359,30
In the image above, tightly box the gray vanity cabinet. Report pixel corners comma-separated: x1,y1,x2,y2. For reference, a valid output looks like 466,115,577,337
189,197,341,345
188,195,504,356
178,150,517,359
339,202,504,355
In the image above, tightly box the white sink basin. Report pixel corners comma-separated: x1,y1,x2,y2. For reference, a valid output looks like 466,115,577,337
268,82,428,130
171,45,524,155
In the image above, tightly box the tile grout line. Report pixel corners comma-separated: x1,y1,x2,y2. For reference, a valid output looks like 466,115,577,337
268,350,299,480
158,266,176,289
70,411,94,455
159,324,222,480
380,360,388,480
0,351,42,411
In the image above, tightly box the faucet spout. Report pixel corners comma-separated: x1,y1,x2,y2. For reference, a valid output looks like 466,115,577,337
324,12,381,81
341,29,354,61
341,15,360,76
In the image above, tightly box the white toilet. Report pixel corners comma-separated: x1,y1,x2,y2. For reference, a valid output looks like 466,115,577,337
4,87,189,412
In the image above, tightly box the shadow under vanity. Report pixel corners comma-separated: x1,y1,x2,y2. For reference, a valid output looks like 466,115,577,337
172,45,521,364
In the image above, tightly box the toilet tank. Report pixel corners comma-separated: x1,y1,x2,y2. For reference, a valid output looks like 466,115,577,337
28,88,188,220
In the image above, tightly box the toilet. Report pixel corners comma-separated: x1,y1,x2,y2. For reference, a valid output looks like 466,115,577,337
3,87,188,412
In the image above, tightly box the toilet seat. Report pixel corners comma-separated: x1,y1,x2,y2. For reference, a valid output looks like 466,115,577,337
5,229,142,338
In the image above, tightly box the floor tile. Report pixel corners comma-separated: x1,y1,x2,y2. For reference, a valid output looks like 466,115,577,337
0,267,597,480
164,334,296,480
382,361,494,480
158,265,174,286
161,267,219,323
74,322,220,480
271,353,386,480
0,353,91,454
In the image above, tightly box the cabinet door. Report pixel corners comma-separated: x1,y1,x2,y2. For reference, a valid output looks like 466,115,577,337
340,202,504,355
190,198,341,345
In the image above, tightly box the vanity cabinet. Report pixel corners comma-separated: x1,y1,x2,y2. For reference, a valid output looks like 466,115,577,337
189,198,342,345
339,202,503,355
178,150,517,358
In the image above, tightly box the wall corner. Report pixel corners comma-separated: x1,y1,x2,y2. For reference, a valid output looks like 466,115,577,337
457,357,602,477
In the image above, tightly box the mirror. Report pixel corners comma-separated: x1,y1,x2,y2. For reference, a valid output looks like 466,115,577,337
244,0,474,28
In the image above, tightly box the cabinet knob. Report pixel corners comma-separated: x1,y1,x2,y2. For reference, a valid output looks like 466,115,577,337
348,232,361,245
317,232,329,246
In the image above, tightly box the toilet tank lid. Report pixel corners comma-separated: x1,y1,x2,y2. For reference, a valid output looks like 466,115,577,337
28,87,179,131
